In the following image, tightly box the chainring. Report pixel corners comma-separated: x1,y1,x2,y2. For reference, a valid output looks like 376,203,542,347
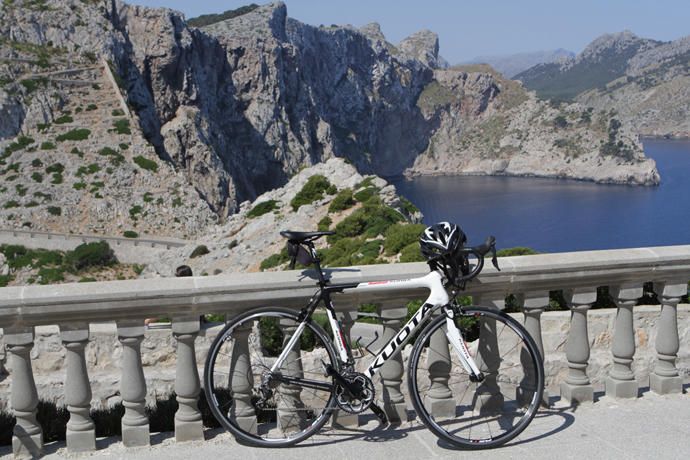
334,372,375,414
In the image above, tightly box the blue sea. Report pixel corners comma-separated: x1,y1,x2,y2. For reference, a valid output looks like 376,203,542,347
390,139,690,253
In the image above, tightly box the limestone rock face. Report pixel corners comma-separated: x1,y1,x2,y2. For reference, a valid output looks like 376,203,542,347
1,1,661,240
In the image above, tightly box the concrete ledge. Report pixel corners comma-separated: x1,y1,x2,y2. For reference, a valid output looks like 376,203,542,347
1,244,689,329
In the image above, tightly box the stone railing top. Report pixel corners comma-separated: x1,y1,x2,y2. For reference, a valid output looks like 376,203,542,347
1,245,689,330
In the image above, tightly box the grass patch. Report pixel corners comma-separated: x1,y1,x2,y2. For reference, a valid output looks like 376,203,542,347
56,128,90,141
133,156,158,172
40,141,56,150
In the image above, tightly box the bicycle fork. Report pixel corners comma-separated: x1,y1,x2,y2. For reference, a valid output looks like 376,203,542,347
443,307,485,382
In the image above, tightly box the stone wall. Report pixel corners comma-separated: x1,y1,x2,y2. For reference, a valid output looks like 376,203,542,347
1,305,688,411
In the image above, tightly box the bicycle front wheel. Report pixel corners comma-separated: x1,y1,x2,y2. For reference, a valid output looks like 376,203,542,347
408,307,544,449
204,307,338,447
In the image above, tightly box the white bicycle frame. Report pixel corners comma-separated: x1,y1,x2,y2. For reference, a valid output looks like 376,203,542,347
271,270,483,380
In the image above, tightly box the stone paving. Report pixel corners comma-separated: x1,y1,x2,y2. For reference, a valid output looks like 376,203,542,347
2,389,687,459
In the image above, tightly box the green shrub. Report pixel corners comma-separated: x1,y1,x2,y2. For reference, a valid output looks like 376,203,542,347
99,147,118,157
328,188,356,213
133,156,158,172
383,224,426,256
143,192,153,203
399,196,419,215
31,158,43,167
553,115,568,128
496,247,539,257
45,163,64,174
73,182,86,190
119,142,129,150
353,187,378,202
5,135,34,154
123,230,138,238
247,200,279,218
4,200,19,209
113,118,131,135
50,173,63,184
112,109,125,116
85,103,97,111
331,197,404,243
63,241,117,272
260,248,289,270
15,184,27,196
56,128,90,141
399,242,424,262
190,245,210,258
319,238,383,267
70,147,83,157
38,267,65,284
290,175,333,211
25,200,39,207
317,216,332,231
129,205,143,219
47,206,61,216
54,115,73,124
40,141,56,150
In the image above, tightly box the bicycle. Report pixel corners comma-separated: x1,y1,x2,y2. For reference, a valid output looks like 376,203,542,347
204,224,545,449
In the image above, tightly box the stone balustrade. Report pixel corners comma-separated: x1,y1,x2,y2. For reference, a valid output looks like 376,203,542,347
0,245,689,457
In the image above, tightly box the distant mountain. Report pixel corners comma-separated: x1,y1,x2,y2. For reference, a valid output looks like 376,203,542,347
463,49,574,78
516,31,690,137
515,31,661,100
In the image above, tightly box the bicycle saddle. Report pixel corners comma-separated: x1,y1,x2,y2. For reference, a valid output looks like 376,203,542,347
280,230,335,243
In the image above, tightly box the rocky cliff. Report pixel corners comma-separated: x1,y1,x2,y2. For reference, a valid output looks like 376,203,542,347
517,31,690,137
1,1,660,240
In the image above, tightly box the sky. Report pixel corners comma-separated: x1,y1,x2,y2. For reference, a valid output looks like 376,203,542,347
129,0,689,63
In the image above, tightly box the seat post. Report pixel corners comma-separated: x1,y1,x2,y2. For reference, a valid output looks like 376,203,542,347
306,242,328,286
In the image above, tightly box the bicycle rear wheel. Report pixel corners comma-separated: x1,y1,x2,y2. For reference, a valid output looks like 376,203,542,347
204,307,338,447
408,306,544,449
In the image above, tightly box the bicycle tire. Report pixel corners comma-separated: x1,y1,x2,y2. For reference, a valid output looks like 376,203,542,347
408,306,544,449
203,307,338,447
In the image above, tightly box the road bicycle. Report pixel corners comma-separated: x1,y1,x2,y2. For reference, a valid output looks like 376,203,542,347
204,228,544,449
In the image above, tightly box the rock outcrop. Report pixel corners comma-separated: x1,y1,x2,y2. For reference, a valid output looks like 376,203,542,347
1,1,661,240
517,31,690,137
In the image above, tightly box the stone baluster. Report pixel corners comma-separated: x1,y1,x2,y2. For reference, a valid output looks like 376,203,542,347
0,332,6,376
172,316,204,442
228,320,257,434
5,327,43,458
117,321,150,447
560,289,597,403
424,313,455,419
277,318,306,433
378,303,408,423
607,284,643,398
473,296,504,413
519,292,549,405
650,281,685,394
331,307,360,428
60,324,96,452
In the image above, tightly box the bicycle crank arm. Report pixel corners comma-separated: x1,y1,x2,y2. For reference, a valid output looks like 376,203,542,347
272,374,333,392
368,402,388,424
